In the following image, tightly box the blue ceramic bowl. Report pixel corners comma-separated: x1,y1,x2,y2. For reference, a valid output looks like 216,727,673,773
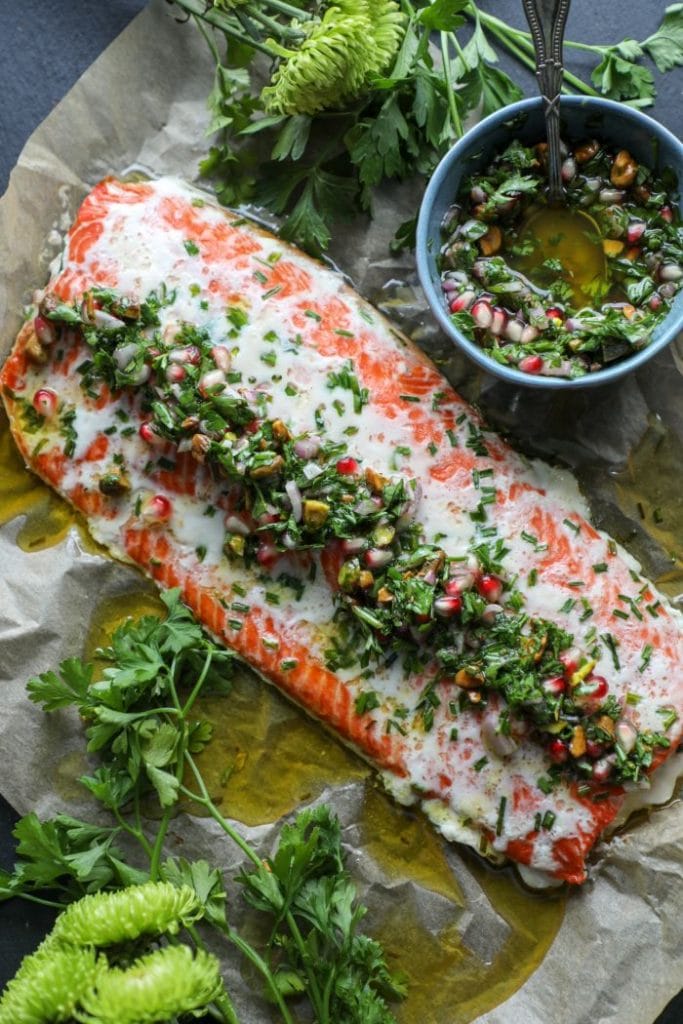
416,96,683,389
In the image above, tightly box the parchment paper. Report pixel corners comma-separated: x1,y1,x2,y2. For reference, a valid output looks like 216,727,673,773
1,3,682,1023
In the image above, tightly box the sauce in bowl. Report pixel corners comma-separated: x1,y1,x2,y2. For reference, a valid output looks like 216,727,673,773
438,139,683,379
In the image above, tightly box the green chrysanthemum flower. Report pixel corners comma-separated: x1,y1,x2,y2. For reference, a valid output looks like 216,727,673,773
50,882,201,948
0,944,101,1024
263,0,405,116
264,6,372,116
76,945,222,1024
363,0,405,76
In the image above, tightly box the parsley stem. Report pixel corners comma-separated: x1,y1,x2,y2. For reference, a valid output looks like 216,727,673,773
182,648,216,717
247,6,304,40
0,888,66,910
223,926,296,1024
113,806,153,858
440,32,463,139
473,8,600,97
262,0,313,20
185,924,241,1024
180,758,262,868
171,0,277,58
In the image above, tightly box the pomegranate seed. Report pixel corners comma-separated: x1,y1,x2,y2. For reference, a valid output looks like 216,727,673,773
545,306,564,321
33,315,56,346
364,548,394,570
166,363,186,383
490,307,507,336
471,298,493,330
548,739,568,764
615,718,638,754
476,574,502,602
336,456,360,476
649,294,663,312
444,578,466,597
592,757,614,783
518,354,544,374
660,205,673,223
256,541,279,567
199,369,226,396
211,345,231,372
560,648,581,676
542,676,566,698
244,419,261,434
626,221,646,244
32,388,58,419
139,422,164,446
142,494,173,523
340,537,367,556
586,675,609,701
586,739,604,759
434,595,462,617
450,289,476,314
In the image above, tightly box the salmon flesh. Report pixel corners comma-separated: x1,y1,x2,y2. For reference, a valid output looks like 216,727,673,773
2,177,682,885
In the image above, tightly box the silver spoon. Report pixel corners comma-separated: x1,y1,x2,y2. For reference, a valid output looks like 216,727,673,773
521,0,571,203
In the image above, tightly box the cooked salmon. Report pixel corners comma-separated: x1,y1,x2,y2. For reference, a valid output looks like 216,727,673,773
2,177,681,885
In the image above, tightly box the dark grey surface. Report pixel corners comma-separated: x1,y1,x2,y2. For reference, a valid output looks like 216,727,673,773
0,2,681,1021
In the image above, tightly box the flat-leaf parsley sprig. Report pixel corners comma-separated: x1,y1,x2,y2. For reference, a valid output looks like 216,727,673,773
164,0,683,253
0,590,405,1024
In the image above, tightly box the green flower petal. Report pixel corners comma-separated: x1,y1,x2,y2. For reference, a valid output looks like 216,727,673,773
77,945,222,1024
0,944,101,1024
51,882,201,947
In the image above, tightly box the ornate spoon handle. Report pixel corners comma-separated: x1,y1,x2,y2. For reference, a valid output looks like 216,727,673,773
521,0,571,203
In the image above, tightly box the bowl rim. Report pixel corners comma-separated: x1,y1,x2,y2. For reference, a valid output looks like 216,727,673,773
416,95,683,390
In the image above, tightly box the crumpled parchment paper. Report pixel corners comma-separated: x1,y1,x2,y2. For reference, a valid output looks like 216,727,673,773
0,3,681,1023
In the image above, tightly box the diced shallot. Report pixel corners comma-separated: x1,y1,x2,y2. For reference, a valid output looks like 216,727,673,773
599,188,624,205
520,325,539,345
224,514,251,536
294,436,322,460
592,756,616,782
504,318,524,343
482,715,518,759
285,479,303,523
32,388,58,419
615,719,638,754
481,602,503,624
113,342,139,370
199,369,226,396
659,263,683,282
341,537,367,556
561,157,577,182
33,315,56,346
303,462,323,480
94,309,126,331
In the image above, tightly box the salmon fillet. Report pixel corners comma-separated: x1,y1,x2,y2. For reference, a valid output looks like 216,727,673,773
2,177,682,885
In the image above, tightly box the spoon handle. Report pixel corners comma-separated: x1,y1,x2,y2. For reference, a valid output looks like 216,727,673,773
521,0,571,202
